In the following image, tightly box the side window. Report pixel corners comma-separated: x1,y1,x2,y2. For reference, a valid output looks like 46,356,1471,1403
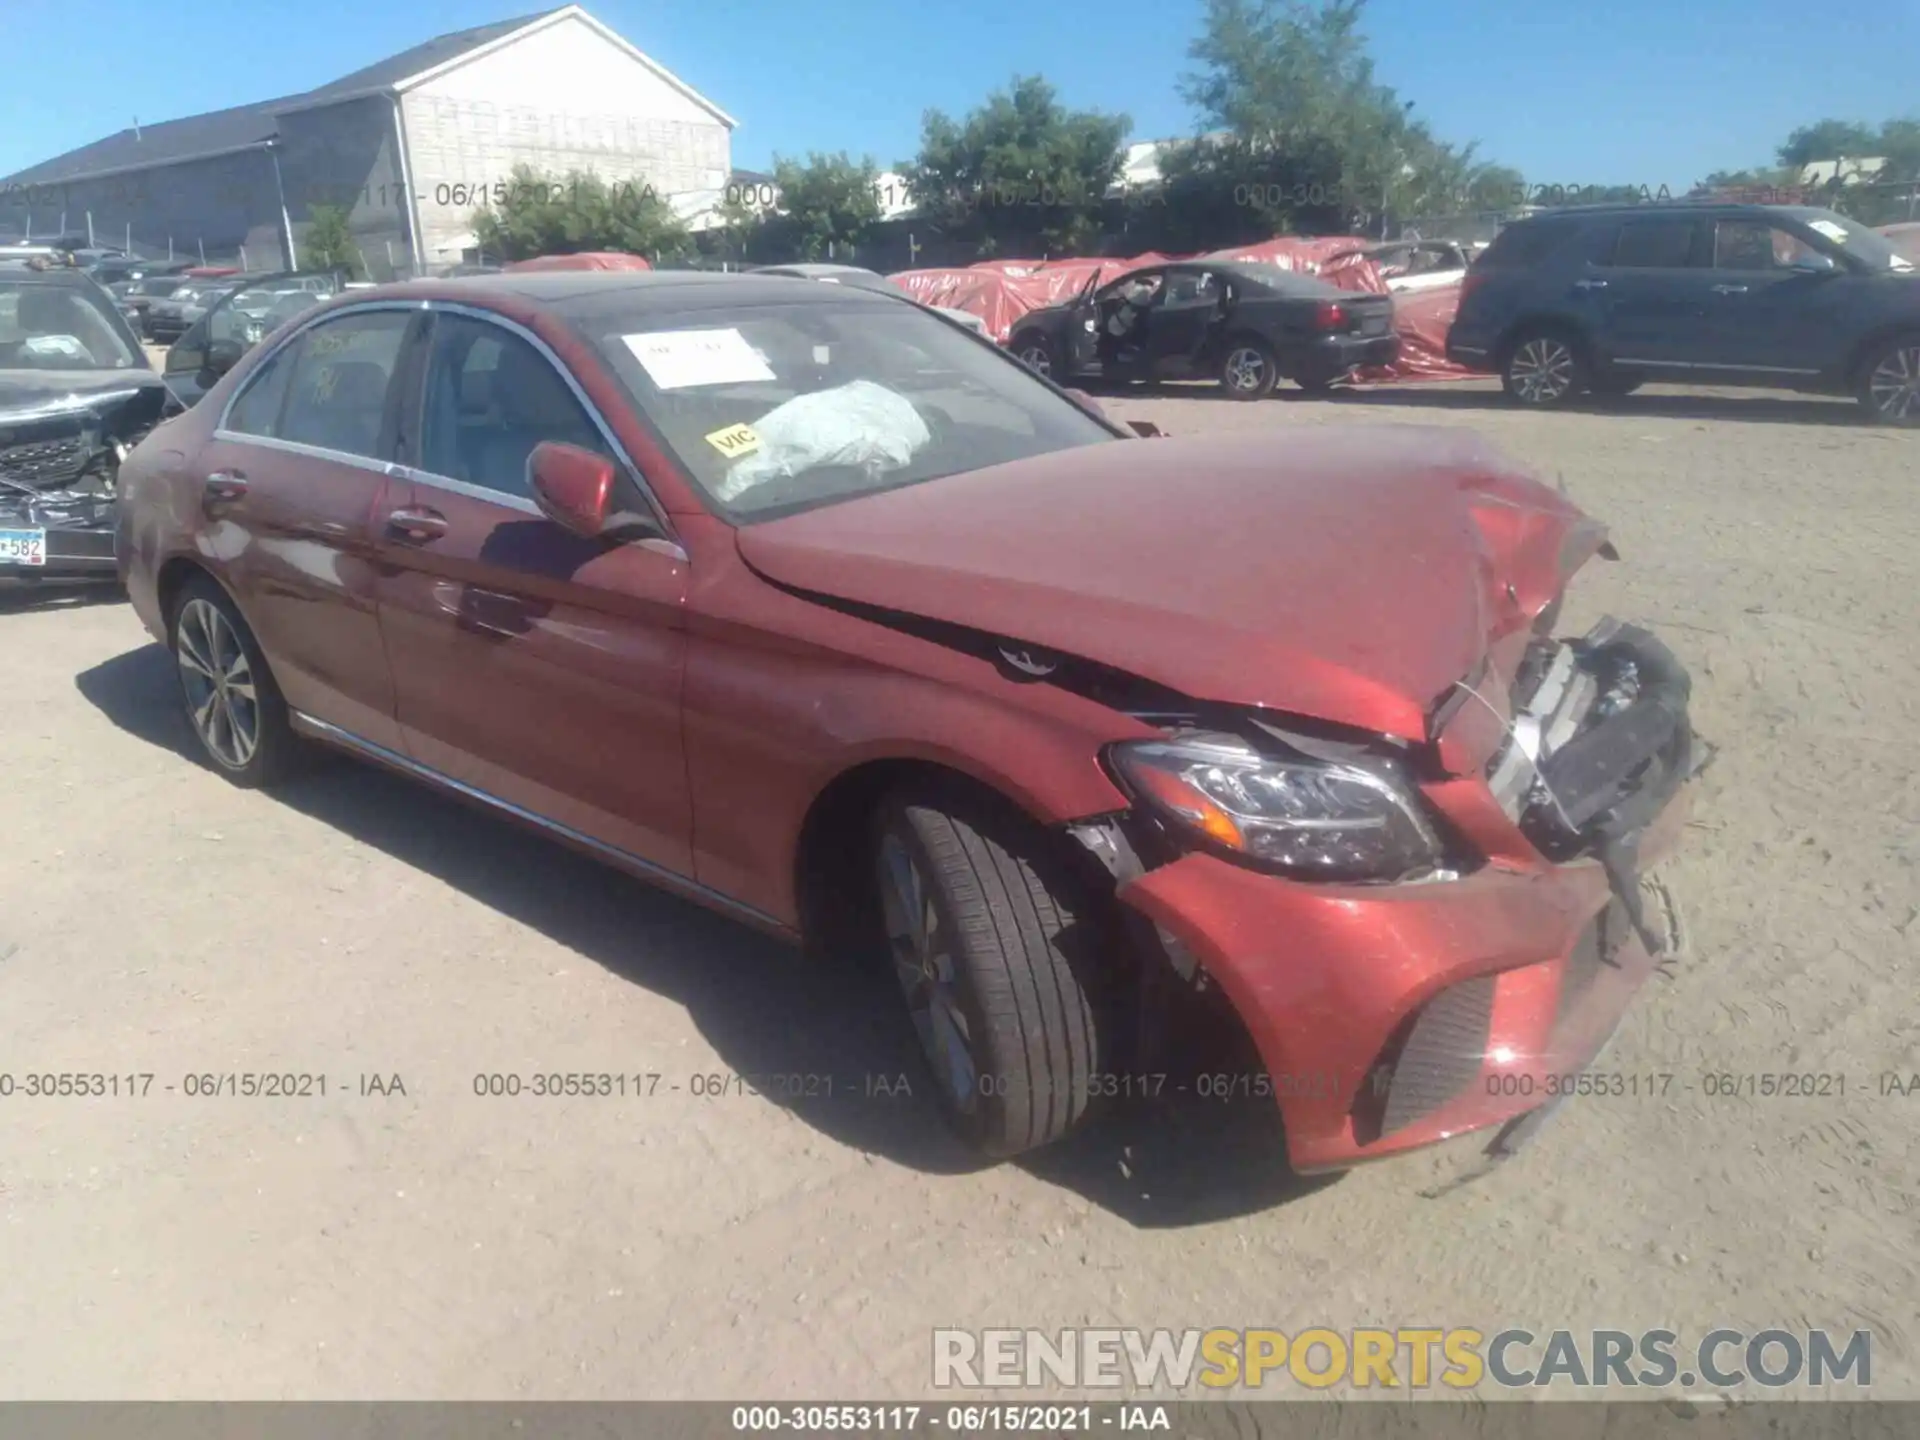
1714,220,1820,270
1480,221,1573,268
275,311,410,461
418,313,608,500
225,342,297,436
1608,219,1702,269
1161,271,1218,307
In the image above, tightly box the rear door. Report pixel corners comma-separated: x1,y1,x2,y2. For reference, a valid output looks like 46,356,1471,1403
191,305,417,749
374,306,695,877
1586,215,1716,367
1144,268,1224,376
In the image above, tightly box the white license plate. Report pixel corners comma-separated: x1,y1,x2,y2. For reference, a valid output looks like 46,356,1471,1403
0,528,47,566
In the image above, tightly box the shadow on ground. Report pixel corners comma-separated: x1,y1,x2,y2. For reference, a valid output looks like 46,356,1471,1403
1,579,125,614
76,641,1334,1228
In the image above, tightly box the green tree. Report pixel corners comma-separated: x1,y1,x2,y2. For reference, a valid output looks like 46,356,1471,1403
1175,0,1515,238
728,152,885,262
301,203,361,277
471,163,693,264
1776,120,1880,170
901,75,1130,255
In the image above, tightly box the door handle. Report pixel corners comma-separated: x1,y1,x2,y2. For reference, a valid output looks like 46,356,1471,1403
1572,278,1608,291
203,470,248,505
386,506,448,544
1711,283,1749,295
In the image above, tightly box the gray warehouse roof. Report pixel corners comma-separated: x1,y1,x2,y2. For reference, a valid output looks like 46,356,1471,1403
3,8,563,187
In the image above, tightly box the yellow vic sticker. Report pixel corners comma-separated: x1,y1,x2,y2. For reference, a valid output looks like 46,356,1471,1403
705,422,762,458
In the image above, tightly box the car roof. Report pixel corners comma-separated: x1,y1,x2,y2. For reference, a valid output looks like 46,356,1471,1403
379,269,907,316
754,263,890,280
0,267,108,287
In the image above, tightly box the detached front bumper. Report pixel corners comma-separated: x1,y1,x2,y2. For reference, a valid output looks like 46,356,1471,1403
1114,622,1700,1174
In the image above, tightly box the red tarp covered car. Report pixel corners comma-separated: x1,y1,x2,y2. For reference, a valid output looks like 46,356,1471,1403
505,252,654,272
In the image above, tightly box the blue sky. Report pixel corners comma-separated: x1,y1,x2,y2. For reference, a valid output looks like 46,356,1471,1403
2,0,1916,186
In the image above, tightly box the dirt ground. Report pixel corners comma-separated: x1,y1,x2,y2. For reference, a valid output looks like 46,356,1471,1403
2,380,1916,1400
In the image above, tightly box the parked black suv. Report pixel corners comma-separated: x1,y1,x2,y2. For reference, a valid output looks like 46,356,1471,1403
1447,203,1920,424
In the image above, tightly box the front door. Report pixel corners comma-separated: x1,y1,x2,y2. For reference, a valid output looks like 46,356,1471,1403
374,308,695,877
190,306,416,750
1697,216,1856,377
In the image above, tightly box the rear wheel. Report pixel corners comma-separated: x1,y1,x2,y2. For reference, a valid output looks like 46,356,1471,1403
1220,339,1278,400
873,785,1109,1157
1858,335,1920,426
168,576,302,787
1501,329,1588,407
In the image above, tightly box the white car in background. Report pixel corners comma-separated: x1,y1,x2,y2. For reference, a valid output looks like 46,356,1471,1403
1364,239,1474,294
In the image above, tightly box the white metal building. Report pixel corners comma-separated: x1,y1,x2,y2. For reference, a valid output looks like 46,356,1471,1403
0,6,737,277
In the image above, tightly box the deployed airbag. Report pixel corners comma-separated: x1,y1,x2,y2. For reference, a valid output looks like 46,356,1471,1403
715,380,931,502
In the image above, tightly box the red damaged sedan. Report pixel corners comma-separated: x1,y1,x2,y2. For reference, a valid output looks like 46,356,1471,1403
115,271,1702,1171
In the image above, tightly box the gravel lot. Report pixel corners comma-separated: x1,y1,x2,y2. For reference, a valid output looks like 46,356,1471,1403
2,381,1916,1399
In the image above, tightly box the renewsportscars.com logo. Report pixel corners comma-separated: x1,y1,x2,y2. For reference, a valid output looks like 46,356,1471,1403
932,1328,1872,1392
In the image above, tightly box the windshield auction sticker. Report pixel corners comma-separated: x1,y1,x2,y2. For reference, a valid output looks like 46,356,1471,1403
704,422,762,458
624,327,775,390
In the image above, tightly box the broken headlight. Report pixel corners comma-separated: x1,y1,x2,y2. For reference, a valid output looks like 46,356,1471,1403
1109,733,1444,883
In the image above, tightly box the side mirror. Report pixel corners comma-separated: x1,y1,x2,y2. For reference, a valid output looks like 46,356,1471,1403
206,338,245,374
1791,253,1839,276
530,441,616,538
1063,387,1106,417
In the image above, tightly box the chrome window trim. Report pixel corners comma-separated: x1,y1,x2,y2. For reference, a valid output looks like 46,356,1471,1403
208,430,398,477
419,301,680,542
401,466,544,517
290,711,783,933
215,298,428,437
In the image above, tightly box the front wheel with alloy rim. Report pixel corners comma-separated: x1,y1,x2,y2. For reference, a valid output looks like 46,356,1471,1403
1502,330,1588,407
1859,336,1920,426
873,786,1109,1157
1220,340,1277,400
169,577,302,787
1013,334,1056,379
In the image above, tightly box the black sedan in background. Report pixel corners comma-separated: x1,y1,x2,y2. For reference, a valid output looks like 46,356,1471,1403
114,274,192,336
1007,259,1398,399
143,276,248,343
0,268,174,581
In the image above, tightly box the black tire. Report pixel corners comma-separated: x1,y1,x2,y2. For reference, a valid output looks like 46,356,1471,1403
1219,338,1278,400
1012,332,1057,381
872,784,1109,1157
1856,334,1920,426
1500,327,1589,407
168,575,302,788
1590,371,1645,397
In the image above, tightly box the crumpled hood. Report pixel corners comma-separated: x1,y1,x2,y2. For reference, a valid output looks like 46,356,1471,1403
0,368,167,420
735,425,1605,740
